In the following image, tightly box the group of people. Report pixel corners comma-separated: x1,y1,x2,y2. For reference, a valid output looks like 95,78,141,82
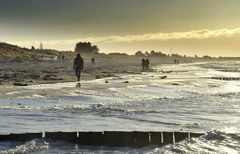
174,59,180,64
141,58,150,71
73,54,152,82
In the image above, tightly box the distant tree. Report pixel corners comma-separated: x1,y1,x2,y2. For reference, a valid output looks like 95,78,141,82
158,51,167,57
194,54,198,58
75,42,99,53
150,50,167,57
145,51,150,56
92,45,99,53
31,46,35,50
39,42,43,50
171,53,182,58
135,51,145,56
108,53,128,56
202,55,212,59
150,50,156,55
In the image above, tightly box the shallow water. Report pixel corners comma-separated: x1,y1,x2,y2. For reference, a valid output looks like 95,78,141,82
1,61,240,153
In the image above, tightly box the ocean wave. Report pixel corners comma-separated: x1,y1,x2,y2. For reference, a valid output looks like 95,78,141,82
0,105,34,110
150,130,240,154
121,117,181,126
0,139,48,154
0,130,240,153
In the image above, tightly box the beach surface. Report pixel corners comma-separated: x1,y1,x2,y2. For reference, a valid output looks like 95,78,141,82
1,60,240,153
0,53,196,85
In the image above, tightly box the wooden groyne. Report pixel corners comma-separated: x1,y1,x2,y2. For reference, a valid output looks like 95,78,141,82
0,131,205,147
211,77,240,81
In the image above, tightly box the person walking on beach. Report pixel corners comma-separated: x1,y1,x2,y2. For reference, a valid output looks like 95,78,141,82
91,57,95,64
146,58,150,70
142,58,146,70
73,53,84,81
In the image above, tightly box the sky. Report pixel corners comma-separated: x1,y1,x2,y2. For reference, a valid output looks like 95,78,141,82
1,0,240,56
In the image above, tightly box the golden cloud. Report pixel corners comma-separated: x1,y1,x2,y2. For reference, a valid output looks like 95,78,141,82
10,28,240,48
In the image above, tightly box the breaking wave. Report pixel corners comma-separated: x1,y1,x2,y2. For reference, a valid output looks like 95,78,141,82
0,139,48,154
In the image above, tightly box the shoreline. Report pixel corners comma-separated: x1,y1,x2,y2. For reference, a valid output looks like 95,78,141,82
0,60,215,99
0,53,213,86
0,56,235,88
0,55,177,86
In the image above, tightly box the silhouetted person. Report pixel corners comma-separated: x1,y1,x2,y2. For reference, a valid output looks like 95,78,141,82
146,58,150,70
73,53,84,81
141,58,146,70
174,59,177,64
91,57,95,64
62,55,65,61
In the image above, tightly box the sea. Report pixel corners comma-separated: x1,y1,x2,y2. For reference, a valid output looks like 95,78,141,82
0,61,240,153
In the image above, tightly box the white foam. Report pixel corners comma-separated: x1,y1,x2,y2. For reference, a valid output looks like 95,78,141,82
0,140,48,154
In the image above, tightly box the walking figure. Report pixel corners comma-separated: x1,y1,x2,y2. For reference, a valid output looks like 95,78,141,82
73,53,84,81
174,59,177,64
145,58,150,70
142,58,146,70
91,57,95,64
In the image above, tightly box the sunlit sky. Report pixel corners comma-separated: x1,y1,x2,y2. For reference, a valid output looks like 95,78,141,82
1,0,240,56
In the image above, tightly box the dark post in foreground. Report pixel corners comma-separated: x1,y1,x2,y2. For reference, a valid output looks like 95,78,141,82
0,131,205,148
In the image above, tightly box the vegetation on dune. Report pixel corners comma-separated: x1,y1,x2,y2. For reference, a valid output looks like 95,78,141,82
0,43,30,60
0,42,60,60
75,42,99,54
1,41,240,61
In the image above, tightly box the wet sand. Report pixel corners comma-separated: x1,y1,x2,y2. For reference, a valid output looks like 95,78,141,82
0,54,197,98
0,54,195,86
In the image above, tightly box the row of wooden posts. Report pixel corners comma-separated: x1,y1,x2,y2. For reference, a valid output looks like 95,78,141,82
211,77,240,81
0,131,204,147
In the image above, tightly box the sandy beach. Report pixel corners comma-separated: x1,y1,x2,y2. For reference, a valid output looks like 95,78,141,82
0,53,197,85
0,52,231,100
1,59,240,153
2,0,240,153
0,53,199,99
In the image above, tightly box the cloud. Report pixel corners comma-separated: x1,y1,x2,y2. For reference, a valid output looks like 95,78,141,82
106,28,240,42
10,28,240,49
